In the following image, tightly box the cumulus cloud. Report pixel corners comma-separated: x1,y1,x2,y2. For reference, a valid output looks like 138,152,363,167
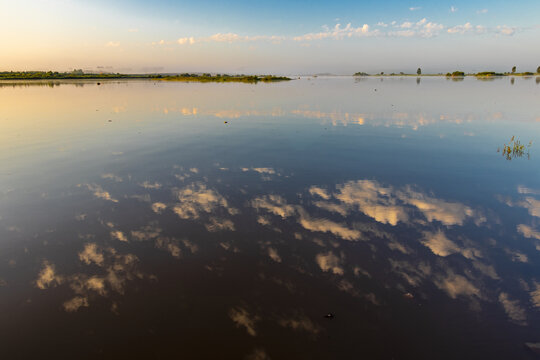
434,273,480,299
499,293,527,325
177,33,284,45
421,230,480,259
333,180,408,225
267,247,282,262
111,230,128,242
531,282,540,308
293,23,374,41
79,243,105,266
79,183,118,203
131,224,162,241
164,17,520,49
205,217,235,232
314,179,480,227
309,186,330,200
101,173,123,182
139,181,162,190
229,307,259,336
173,183,237,220
38,243,148,312
155,237,182,258
315,251,344,275
35,261,63,289
517,224,540,240
151,202,167,214
298,210,361,241
277,314,321,334
251,195,296,218
63,296,89,312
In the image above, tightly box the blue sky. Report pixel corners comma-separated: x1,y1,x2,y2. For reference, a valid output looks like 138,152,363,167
1,0,539,74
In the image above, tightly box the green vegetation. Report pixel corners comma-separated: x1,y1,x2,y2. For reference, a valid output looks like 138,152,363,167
498,136,532,160
352,68,539,77
156,74,291,83
475,71,504,77
0,70,152,80
0,70,291,83
446,71,465,77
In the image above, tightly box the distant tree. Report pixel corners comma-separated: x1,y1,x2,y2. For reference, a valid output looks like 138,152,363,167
512,66,516,73
417,68,421,75
537,66,540,74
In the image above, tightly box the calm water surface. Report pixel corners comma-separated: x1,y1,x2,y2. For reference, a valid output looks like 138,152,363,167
1,77,540,359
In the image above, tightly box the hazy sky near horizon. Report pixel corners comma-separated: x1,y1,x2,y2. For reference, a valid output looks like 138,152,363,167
1,0,539,74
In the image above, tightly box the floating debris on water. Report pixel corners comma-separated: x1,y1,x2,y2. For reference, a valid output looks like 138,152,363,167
497,136,532,160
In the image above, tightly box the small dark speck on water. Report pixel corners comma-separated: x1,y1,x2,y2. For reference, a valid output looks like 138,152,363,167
108,120,112,122
97,82,101,85
224,121,228,124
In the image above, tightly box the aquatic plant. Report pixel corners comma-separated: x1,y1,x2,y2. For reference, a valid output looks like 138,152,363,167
498,136,532,160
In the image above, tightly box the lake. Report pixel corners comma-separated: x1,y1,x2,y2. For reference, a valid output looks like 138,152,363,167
1,76,540,359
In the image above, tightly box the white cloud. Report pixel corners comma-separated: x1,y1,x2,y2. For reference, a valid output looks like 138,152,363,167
173,183,237,220
79,183,118,203
278,314,321,334
151,202,167,214
499,293,527,325
477,9,488,14
35,261,63,289
229,307,259,336
205,217,235,232
63,296,89,312
409,6,421,11
298,210,361,241
105,41,120,48
139,181,162,189
267,247,282,263
177,37,195,45
435,273,480,299
315,251,344,275
155,237,182,258
111,230,128,242
450,6,458,13
421,230,481,259
293,23,374,41
79,243,105,266
517,224,540,240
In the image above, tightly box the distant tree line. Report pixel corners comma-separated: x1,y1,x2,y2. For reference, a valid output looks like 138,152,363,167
353,65,540,77
0,70,153,80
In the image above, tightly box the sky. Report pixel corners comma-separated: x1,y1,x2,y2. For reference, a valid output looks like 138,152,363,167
1,0,539,74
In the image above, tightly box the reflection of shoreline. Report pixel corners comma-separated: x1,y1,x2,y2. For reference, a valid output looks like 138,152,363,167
160,106,508,129
0,79,150,88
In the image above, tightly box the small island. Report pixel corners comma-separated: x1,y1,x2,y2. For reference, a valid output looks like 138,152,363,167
156,73,292,83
